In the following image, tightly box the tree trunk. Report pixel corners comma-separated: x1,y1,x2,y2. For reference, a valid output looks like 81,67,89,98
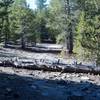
21,34,26,49
4,6,9,47
67,25,73,54
65,0,73,54
0,17,4,42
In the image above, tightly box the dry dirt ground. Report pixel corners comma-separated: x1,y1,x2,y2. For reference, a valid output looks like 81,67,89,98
0,67,100,100
0,47,100,100
0,47,96,67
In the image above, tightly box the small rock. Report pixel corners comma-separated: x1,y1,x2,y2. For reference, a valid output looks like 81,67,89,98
80,76,89,80
66,74,70,78
6,88,12,93
61,75,66,79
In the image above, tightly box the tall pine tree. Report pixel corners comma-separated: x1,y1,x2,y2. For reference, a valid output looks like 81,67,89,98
0,0,14,47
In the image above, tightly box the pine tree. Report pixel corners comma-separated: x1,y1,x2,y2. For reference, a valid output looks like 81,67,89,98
0,0,14,47
76,0,100,65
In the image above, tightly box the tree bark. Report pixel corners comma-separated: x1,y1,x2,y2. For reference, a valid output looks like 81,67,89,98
4,6,9,47
64,0,73,54
21,33,26,49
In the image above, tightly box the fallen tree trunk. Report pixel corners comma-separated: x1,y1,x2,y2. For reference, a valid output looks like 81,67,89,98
0,58,100,75
4,44,62,53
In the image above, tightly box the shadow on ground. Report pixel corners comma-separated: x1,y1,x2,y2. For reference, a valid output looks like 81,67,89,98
0,72,100,100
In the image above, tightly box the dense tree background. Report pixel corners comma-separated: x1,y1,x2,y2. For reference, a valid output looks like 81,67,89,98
76,0,100,65
0,0,99,65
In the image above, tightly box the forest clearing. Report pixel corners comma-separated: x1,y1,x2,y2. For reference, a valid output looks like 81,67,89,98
0,0,100,100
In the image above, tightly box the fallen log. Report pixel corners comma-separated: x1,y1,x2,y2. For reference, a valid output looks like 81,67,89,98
4,44,62,53
0,58,100,75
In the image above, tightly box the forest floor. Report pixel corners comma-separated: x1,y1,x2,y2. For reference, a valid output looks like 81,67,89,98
0,67,100,100
0,45,100,100
0,46,95,67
